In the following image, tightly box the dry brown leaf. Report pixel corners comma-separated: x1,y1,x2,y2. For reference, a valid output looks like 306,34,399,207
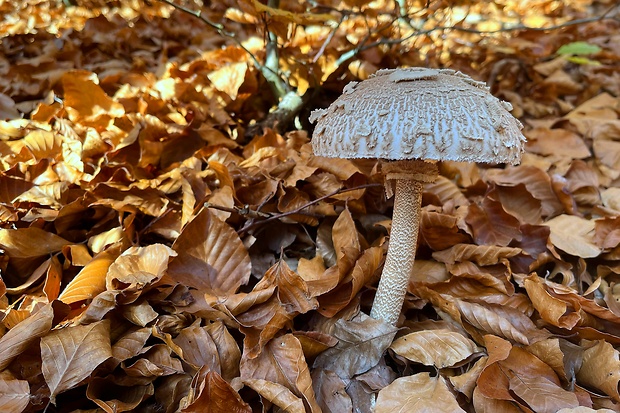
390,329,480,368
465,198,521,246
204,321,241,381
424,175,469,206
375,372,466,413
313,313,397,380
58,250,115,304
525,128,590,159
576,340,620,402
594,216,620,250
420,211,471,251
318,246,383,317
544,214,601,258
0,303,54,370
243,379,305,413
111,327,152,363
455,299,545,345
181,369,251,413
255,259,318,314
473,386,523,413
106,244,176,291
41,320,112,404
240,334,321,413
489,183,543,225
449,356,488,399
0,376,29,413
485,165,564,217
86,377,154,413
168,208,251,293
432,244,521,266
62,70,124,126
173,324,220,372
524,275,581,329
0,227,71,259
311,369,352,413
508,373,580,413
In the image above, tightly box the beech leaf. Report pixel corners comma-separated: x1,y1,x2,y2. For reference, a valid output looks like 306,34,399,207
168,208,251,294
0,303,54,371
0,378,29,413
41,320,112,404
313,313,397,379
544,214,601,258
390,329,481,368
375,373,466,413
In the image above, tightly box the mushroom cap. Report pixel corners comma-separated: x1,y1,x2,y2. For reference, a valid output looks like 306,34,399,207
310,67,525,165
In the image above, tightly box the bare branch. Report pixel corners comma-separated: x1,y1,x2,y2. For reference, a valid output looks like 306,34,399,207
158,0,290,99
236,183,383,235
336,4,619,67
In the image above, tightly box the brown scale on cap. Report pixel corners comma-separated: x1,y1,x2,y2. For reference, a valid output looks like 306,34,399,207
310,67,526,325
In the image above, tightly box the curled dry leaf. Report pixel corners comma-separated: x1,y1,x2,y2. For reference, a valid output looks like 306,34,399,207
86,377,154,413
375,372,466,413
58,250,115,304
254,259,318,315
390,329,481,368
311,369,352,413
243,379,305,413
432,243,522,266
576,340,620,402
106,244,177,291
41,320,113,404
181,370,251,413
240,334,321,413
419,211,471,251
313,313,397,380
465,198,522,246
544,214,601,258
0,376,29,413
485,165,564,218
0,303,54,370
168,208,251,294
524,275,581,329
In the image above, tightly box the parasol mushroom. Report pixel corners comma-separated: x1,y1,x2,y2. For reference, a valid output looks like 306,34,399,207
309,67,526,325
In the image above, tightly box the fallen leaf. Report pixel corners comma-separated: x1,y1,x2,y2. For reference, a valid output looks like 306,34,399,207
390,329,480,368
576,340,620,402
375,372,466,413
168,208,251,294
0,376,29,413
0,303,54,370
544,214,601,258
313,313,397,379
41,320,112,404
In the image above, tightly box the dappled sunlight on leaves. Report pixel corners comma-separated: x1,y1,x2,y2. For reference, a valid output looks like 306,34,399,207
0,0,619,411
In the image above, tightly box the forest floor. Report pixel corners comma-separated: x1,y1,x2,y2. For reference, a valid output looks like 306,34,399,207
0,0,620,412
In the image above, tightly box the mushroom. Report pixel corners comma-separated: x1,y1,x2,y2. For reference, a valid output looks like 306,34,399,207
309,67,525,325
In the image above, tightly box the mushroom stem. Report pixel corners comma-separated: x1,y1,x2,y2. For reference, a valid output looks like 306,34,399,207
370,160,438,325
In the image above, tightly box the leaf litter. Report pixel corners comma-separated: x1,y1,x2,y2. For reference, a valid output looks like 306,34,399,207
0,0,619,412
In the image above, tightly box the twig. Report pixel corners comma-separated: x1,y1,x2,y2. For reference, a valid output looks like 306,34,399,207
237,183,383,235
158,0,289,97
335,4,619,66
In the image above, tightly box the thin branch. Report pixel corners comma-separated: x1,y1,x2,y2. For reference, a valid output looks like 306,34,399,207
158,0,290,98
336,4,619,66
237,183,383,235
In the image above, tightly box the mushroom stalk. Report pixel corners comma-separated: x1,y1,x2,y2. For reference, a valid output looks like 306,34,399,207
370,160,438,325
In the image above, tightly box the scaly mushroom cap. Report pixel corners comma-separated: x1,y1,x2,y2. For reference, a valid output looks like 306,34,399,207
310,67,525,165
